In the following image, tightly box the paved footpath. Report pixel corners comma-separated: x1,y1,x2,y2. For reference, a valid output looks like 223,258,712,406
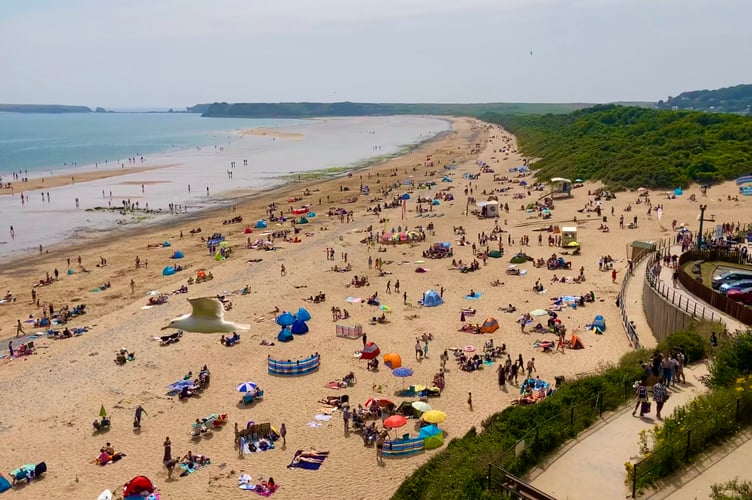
624,255,658,349
528,364,709,499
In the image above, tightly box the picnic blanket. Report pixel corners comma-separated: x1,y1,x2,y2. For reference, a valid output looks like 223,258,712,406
239,437,275,454
465,292,483,300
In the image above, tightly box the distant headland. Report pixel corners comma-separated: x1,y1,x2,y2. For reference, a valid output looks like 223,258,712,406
0,104,109,114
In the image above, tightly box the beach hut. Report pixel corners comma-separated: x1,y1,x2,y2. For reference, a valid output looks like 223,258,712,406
476,200,498,218
421,290,443,307
550,177,573,198
360,342,381,360
561,227,578,247
480,317,500,333
255,219,268,229
291,319,309,335
384,352,402,369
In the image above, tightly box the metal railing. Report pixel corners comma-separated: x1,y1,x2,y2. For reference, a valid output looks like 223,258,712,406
486,380,632,493
618,238,672,349
629,397,750,498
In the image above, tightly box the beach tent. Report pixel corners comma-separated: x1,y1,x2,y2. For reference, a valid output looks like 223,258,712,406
400,193,411,200
360,342,381,360
163,241,171,247
480,317,500,333
277,328,293,343
296,307,312,322
590,315,606,333
421,290,443,307
291,319,309,335
0,473,11,493
122,476,156,497
384,353,402,369
297,216,309,224
569,335,585,349
673,187,683,196
419,424,444,450
244,226,253,234
307,211,317,217
171,250,184,259
255,219,268,229
432,199,440,206
162,266,176,276
488,250,502,258
276,312,295,326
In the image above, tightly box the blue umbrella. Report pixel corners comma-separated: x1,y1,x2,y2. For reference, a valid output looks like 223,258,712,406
236,382,258,393
392,367,414,378
276,312,295,326
297,307,312,322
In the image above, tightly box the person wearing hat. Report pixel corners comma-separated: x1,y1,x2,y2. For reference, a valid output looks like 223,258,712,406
632,381,649,417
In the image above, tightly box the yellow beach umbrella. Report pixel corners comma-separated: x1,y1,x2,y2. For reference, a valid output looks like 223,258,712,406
422,410,447,424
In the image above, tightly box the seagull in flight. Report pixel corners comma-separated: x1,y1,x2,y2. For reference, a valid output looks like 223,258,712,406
162,297,250,333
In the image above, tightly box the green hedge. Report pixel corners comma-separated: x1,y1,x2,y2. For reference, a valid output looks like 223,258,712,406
393,353,645,499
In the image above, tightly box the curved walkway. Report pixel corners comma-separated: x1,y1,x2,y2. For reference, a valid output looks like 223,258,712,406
528,364,709,499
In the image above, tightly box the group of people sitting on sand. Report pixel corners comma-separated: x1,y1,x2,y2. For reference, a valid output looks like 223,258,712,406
96,442,126,465
330,306,350,321
179,366,211,399
332,263,353,272
115,347,135,365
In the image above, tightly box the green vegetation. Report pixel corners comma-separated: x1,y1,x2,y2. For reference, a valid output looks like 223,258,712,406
711,478,752,499
0,104,93,113
656,84,752,115
199,101,589,118
628,331,752,494
394,349,663,498
481,105,752,189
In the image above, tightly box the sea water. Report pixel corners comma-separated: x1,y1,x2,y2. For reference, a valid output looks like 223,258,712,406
0,113,450,259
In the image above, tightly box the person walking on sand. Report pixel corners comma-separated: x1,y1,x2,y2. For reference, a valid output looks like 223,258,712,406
403,291,407,305
130,279,135,295
611,268,617,283
280,264,286,276
342,405,350,434
423,340,429,359
415,339,423,360
467,392,473,411
134,405,147,428
496,363,507,389
526,358,536,378
16,319,25,337
279,423,287,447
362,332,368,348
394,280,400,293
8,340,13,359
385,280,391,293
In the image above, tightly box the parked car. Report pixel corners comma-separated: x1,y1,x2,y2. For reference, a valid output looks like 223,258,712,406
711,271,752,289
719,279,752,295
726,287,752,305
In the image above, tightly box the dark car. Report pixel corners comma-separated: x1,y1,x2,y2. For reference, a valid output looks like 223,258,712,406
711,271,752,289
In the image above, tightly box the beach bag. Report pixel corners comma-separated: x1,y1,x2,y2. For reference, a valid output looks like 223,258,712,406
641,401,651,414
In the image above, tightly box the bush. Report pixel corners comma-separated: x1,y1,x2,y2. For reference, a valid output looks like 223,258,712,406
656,323,712,364
709,333,752,389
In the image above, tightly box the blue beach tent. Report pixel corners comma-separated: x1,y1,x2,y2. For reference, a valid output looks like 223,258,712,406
421,290,444,307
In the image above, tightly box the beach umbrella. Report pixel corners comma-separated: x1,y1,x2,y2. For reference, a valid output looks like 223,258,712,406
411,401,432,413
379,305,391,312
99,404,107,418
565,241,580,247
422,410,447,424
392,367,414,378
575,178,584,183
364,397,394,408
276,312,295,326
296,307,312,322
530,309,549,317
236,382,258,393
383,415,408,429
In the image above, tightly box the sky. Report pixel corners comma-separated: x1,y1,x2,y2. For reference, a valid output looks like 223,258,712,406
0,0,750,108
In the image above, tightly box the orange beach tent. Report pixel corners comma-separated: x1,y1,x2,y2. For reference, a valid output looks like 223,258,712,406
480,317,499,333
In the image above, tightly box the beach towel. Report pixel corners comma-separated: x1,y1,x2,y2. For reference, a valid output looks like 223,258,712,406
345,297,362,303
314,414,332,421
306,422,322,428
415,267,429,273
465,292,483,300
179,458,210,476
240,483,279,496
125,495,159,500
287,450,329,470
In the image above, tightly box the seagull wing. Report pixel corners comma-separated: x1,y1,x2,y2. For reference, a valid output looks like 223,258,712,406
188,297,225,320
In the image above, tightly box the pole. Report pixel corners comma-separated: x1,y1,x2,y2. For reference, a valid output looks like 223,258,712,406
697,205,707,250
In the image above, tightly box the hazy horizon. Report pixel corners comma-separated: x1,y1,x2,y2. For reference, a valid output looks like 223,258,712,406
1,0,750,108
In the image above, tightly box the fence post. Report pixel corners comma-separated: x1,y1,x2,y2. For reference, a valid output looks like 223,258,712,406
632,461,638,498
487,463,492,491
684,429,691,462
737,398,741,421
570,406,575,426
693,303,697,316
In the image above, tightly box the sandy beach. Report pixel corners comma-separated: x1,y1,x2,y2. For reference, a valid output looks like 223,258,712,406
0,115,748,500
